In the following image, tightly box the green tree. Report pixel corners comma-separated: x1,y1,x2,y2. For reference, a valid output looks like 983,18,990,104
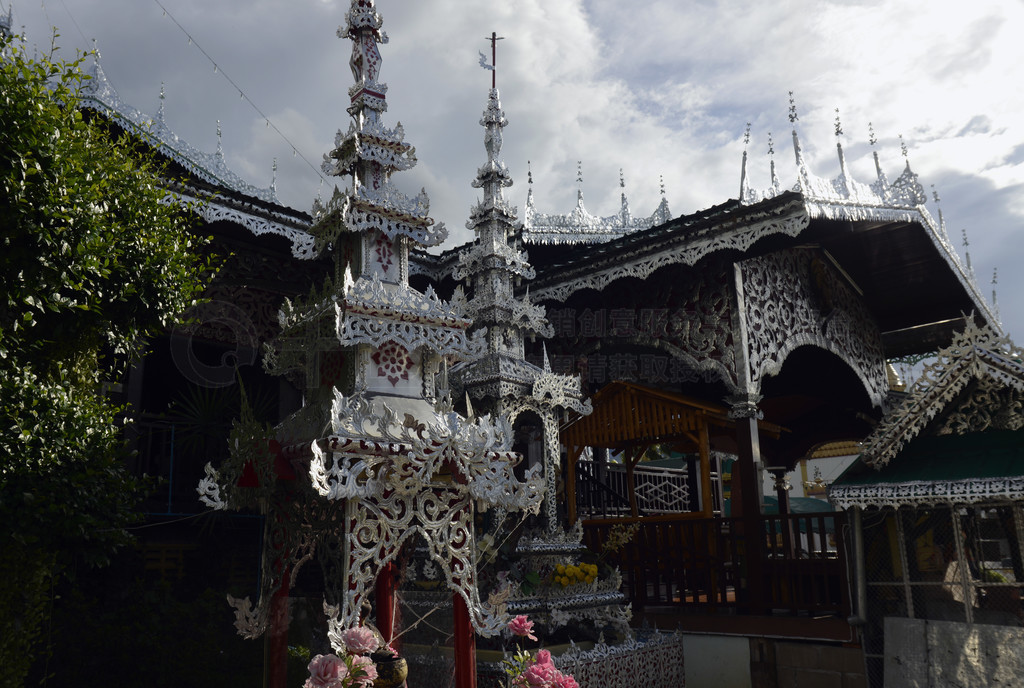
0,34,214,685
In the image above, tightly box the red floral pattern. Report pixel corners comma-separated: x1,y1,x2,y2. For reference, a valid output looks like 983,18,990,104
371,341,412,386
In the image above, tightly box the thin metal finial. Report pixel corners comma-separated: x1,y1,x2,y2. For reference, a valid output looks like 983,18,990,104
834,107,843,138
899,134,908,159
576,161,583,185
931,185,940,205
788,91,799,125
992,268,999,308
743,122,751,148
619,168,625,189
156,82,166,124
767,132,775,156
480,31,505,90
215,119,224,159
868,122,877,147
660,175,666,196
527,160,533,186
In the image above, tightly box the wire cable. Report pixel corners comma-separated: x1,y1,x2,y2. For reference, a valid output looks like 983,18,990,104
150,0,325,183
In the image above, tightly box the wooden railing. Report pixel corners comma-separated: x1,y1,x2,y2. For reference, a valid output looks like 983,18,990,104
583,511,849,618
575,460,637,519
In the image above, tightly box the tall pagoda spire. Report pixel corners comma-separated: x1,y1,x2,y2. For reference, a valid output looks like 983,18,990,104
214,2,543,653
454,34,589,530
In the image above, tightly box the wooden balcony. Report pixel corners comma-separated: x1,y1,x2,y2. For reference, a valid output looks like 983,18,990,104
582,511,853,640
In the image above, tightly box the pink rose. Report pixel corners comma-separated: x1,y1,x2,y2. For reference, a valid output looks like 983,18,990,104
348,654,378,687
535,649,553,665
553,672,579,688
508,614,538,641
341,626,379,655
521,660,559,687
305,654,348,688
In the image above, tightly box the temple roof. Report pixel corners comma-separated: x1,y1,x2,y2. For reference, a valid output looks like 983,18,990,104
80,50,280,205
830,322,1024,509
528,189,997,358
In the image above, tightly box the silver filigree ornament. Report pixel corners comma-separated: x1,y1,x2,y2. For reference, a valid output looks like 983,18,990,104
831,320,1024,510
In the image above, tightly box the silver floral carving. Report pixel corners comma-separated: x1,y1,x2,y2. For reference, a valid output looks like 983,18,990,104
167,191,316,260
853,320,1024,470
531,203,809,304
308,389,545,634
830,477,1024,511
739,248,888,405
741,124,997,328
553,630,686,688
336,273,486,359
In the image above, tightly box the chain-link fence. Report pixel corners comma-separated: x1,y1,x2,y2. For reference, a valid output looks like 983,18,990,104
861,504,1024,687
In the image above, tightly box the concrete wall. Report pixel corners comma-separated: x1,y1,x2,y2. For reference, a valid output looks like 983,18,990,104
683,634,751,688
772,640,866,688
680,634,866,687
885,616,1024,688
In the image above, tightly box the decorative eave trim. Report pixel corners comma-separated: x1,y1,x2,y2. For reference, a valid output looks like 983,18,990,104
532,200,809,303
830,476,1024,510
164,190,316,260
80,60,280,205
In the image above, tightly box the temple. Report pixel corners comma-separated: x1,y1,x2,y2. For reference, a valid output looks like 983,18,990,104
17,1,1022,687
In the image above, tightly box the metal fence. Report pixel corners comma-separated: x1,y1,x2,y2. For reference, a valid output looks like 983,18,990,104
860,504,1024,687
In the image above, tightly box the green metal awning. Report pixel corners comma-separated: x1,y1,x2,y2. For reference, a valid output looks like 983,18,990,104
829,430,1024,510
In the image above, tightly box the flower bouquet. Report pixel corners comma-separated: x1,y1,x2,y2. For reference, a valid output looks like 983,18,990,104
304,626,406,688
503,615,579,688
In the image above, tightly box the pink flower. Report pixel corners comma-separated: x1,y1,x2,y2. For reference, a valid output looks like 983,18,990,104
348,655,378,687
520,660,559,687
553,672,580,688
341,626,379,655
305,654,349,688
508,614,538,641
535,649,553,665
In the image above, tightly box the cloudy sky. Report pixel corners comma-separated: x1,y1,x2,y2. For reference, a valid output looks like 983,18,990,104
7,0,1024,343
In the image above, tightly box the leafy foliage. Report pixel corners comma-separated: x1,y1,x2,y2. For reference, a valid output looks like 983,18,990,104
0,38,210,370
0,32,215,685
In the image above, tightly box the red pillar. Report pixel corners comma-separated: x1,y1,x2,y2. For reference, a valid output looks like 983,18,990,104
452,593,477,688
375,562,399,652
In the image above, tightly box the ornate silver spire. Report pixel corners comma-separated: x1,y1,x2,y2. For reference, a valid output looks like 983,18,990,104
453,39,590,529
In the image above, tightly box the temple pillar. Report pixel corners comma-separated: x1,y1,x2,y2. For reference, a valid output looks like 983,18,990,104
375,561,399,650
452,593,478,688
729,394,767,614
769,467,796,557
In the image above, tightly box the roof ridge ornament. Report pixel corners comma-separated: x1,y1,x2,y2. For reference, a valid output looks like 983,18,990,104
0,4,12,40
523,164,670,245
75,42,279,204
